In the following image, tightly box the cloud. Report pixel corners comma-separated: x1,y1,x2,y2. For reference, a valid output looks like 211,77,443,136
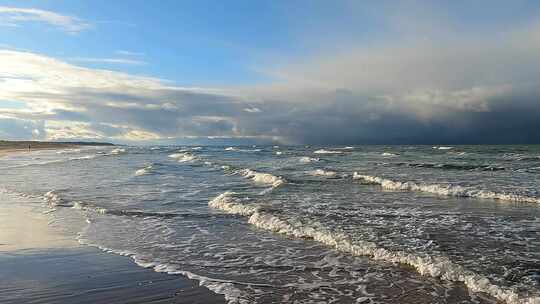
0,6,90,33
115,50,144,56
68,57,147,65
1,15,540,144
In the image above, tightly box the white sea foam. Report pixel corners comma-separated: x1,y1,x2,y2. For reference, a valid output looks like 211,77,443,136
208,191,260,216
313,149,343,154
309,169,338,178
72,201,108,214
299,156,320,163
208,192,540,304
352,173,540,204
109,148,126,155
44,190,64,207
168,152,197,162
135,164,153,176
77,234,250,304
275,151,283,155
433,146,454,150
56,148,81,154
70,155,96,161
381,152,398,156
225,147,261,152
237,169,285,188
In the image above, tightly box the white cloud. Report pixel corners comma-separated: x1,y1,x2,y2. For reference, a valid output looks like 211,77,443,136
115,50,144,56
0,6,90,33
68,57,147,65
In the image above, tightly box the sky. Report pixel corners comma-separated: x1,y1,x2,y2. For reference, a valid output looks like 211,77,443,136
1,0,540,145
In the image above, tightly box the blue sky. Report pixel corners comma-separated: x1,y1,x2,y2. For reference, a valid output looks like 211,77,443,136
1,1,540,144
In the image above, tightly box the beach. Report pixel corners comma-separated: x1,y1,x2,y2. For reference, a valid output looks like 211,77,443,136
0,147,225,304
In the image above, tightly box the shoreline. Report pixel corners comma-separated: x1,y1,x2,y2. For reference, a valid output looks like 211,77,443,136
0,140,114,157
0,191,226,304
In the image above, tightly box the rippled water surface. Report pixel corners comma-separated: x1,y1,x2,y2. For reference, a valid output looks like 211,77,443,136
1,145,539,304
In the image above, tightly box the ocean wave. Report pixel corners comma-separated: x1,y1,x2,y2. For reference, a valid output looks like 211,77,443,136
308,169,339,178
77,236,249,304
168,152,197,162
275,151,283,155
381,152,398,156
44,190,73,207
225,147,262,153
208,192,540,304
299,156,320,163
313,149,343,154
236,169,286,188
352,173,540,204
70,155,97,161
56,148,82,154
135,164,153,176
433,146,454,150
109,148,126,155
395,162,505,171
45,191,217,219
208,191,261,216
503,153,540,161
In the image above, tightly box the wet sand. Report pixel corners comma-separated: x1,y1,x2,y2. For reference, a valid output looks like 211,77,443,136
0,192,225,304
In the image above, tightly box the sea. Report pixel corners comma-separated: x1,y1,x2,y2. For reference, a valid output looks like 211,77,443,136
1,145,539,304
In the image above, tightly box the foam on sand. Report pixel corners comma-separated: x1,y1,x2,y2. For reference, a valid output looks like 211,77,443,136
208,192,540,304
352,173,540,204
236,169,286,188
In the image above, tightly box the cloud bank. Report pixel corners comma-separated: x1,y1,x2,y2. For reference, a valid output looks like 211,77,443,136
1,18,540,144
0,6,90,32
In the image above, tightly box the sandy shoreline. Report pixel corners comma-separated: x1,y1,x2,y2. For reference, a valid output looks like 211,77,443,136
0,141,113,157
0,191,225,304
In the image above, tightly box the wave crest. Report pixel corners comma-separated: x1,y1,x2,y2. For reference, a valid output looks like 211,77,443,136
237,169,286,188
209,192,540,304
352,173,540,204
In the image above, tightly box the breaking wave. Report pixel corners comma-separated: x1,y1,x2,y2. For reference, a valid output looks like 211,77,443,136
394,162,505,171
313,149,343,154
135,164,153,176
225,147,261,153
169,152,197,162
381,152,398,156
299,156,320,163
308,169,342,178
208,191,540,304
77,236,248,304
109,148,126,155
352,173,540,204
236,169,286,188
